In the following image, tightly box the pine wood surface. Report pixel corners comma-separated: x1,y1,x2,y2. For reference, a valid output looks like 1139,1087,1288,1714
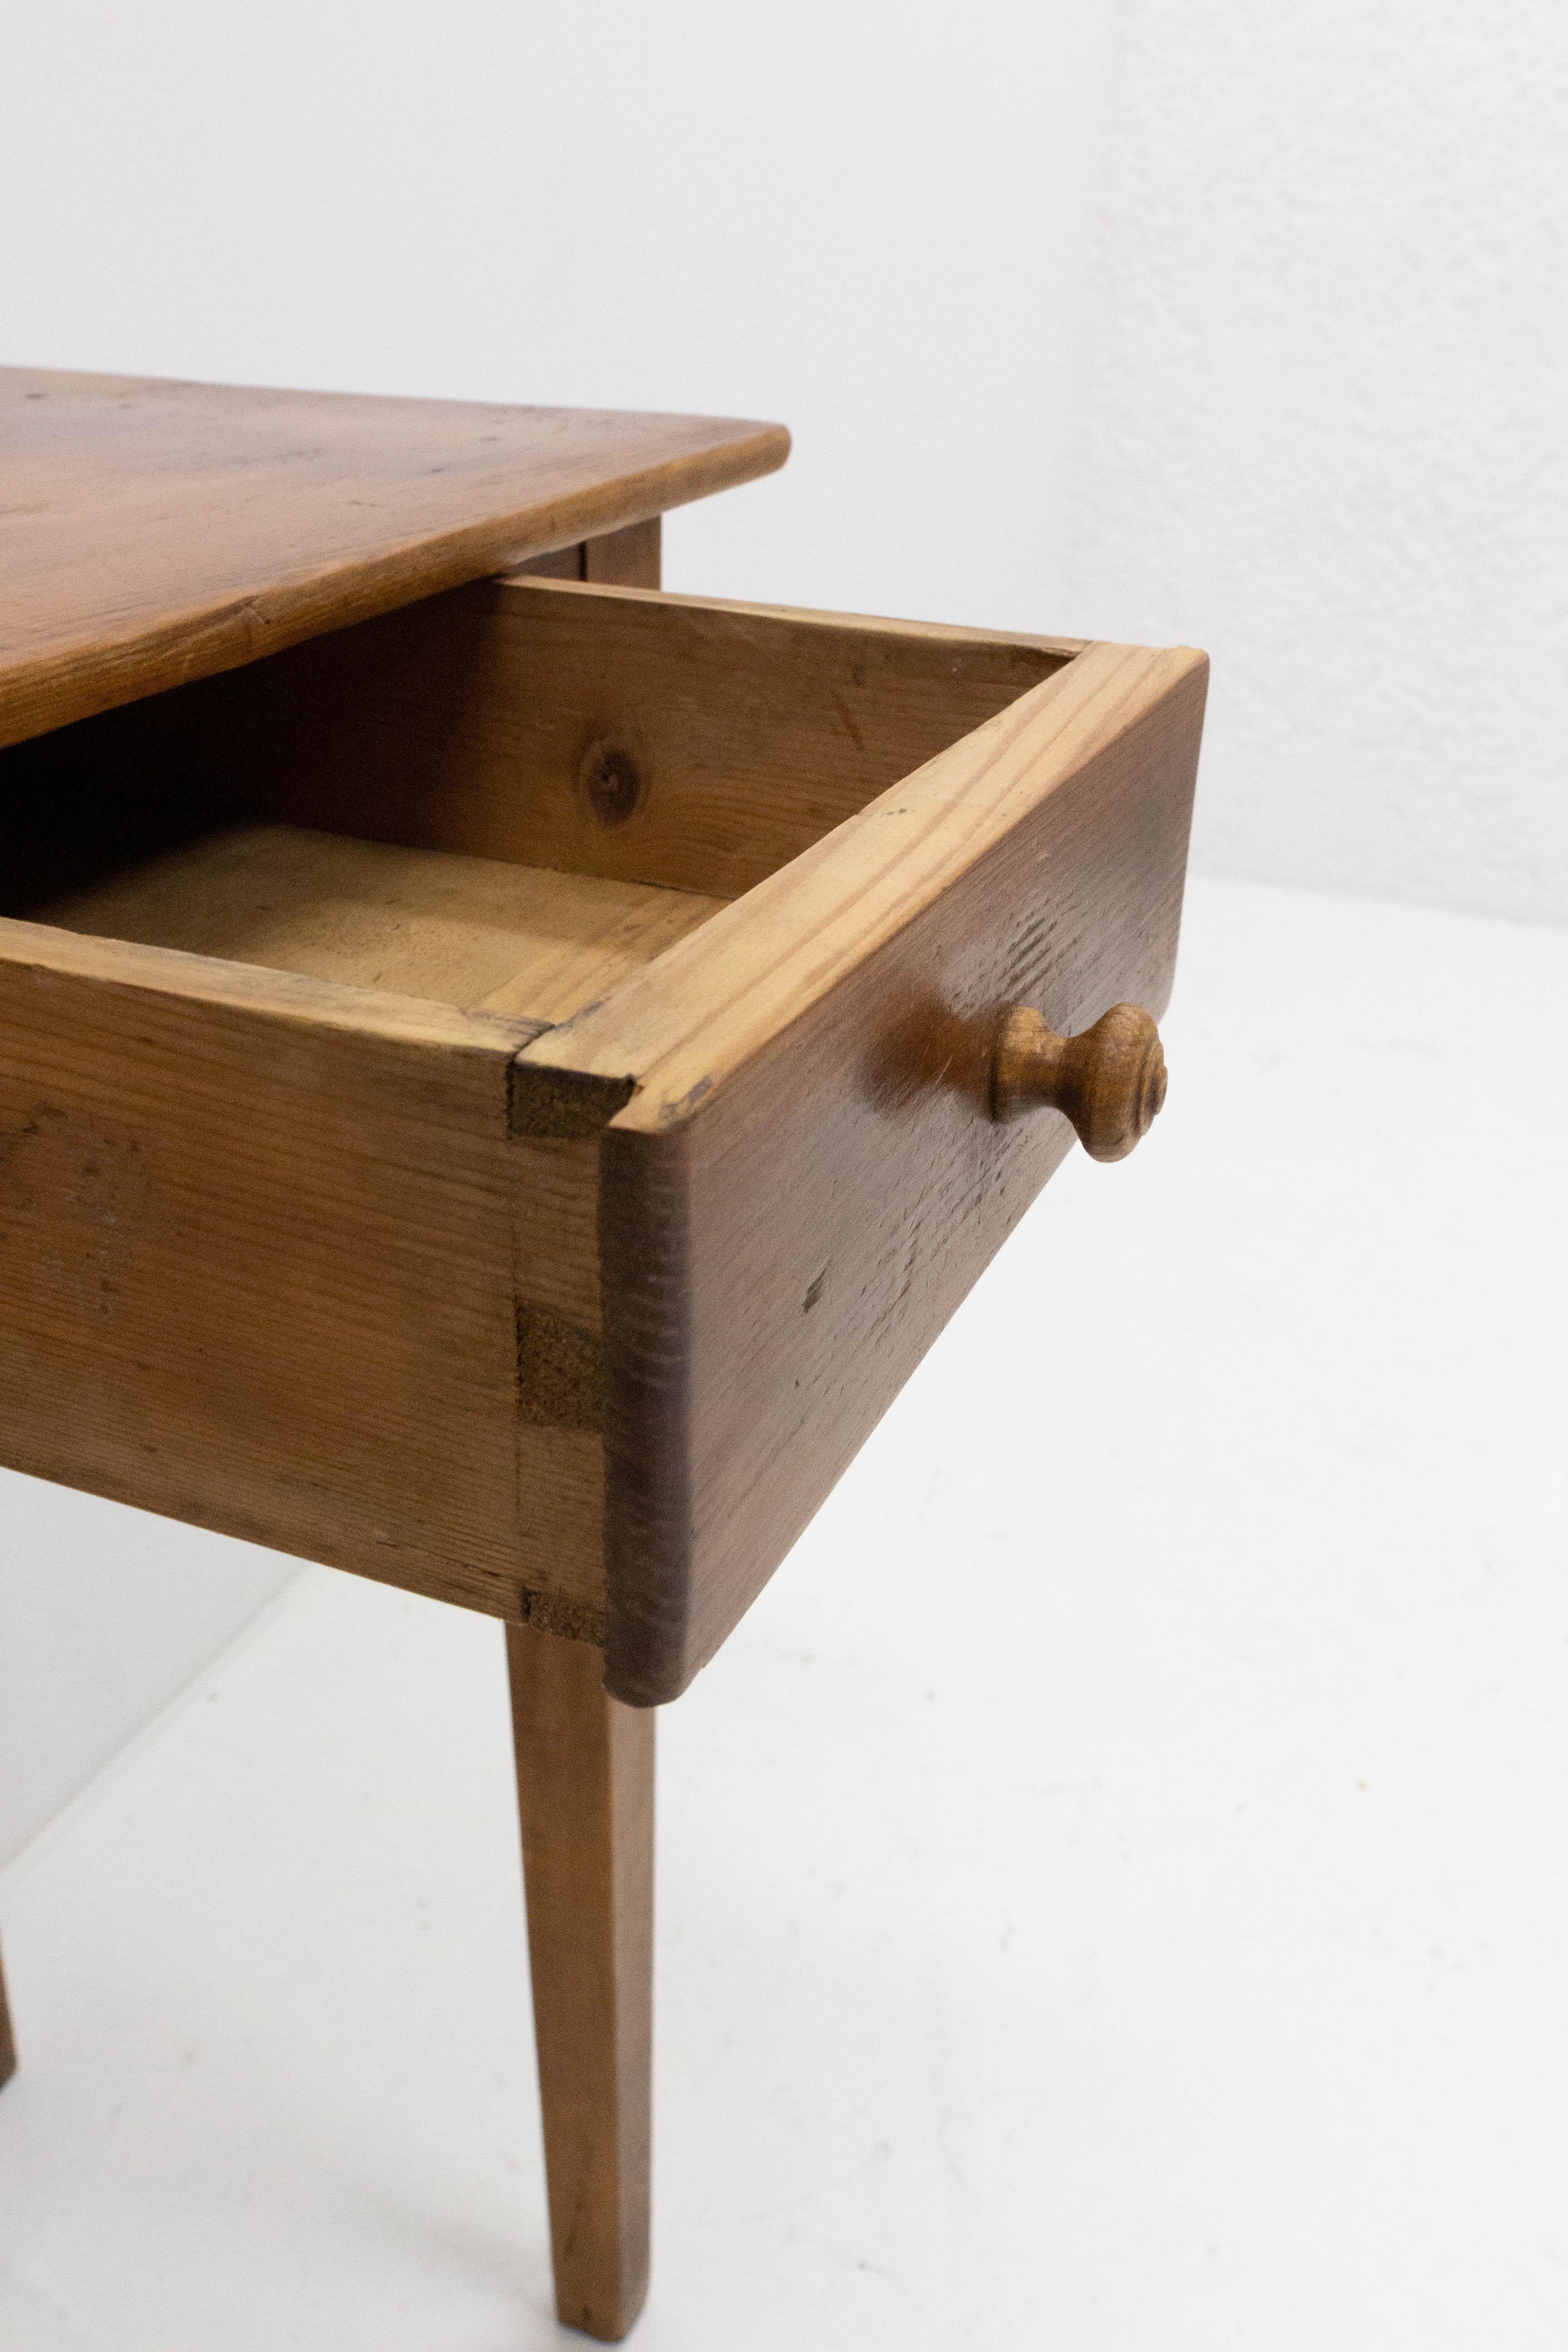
510,518,662,589
514,642,1210,1701
522,642,1193,1113
0,914,573,1620
61,575,1073,906
509,1621,654,2342
0,371,785,752
582,517,663,589
39,825,727,1026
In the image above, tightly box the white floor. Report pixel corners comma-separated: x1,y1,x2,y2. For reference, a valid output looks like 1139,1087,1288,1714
1,875,1566,2352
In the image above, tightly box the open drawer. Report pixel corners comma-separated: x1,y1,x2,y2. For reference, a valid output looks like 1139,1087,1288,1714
0,577,1205,1702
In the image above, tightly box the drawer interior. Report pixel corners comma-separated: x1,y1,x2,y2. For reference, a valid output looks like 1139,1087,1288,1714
2,578,1074,1028
32,825,728,1024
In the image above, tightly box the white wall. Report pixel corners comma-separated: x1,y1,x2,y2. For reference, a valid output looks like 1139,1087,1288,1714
1067,0,1568,924
0,1475,296,1867
0,2,1115,1857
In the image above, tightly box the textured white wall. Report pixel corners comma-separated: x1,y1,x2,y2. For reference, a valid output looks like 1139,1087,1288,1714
1067,0,1568,923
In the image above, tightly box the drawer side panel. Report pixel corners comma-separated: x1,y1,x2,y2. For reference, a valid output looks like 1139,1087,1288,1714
598,657,1206,1703
0,933,599,1620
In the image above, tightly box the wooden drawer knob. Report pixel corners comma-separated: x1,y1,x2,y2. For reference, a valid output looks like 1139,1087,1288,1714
990,1002,1167,1160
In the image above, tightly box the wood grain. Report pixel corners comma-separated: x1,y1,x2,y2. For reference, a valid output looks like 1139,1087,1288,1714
514,642,1210,1702
39,825,727,1026
521,642,1191,1111
0,368,787,751
580,517,662,589
510,546,588,583
0,916,618,1622
509,1620,654,2342
491,516,670,1638
990,999,1167,1158
501,517,662,589
13,578,1076,906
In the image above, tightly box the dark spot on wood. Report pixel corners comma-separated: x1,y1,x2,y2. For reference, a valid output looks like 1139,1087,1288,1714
518,1588,608,1646
509,1061,636,1138
860,993,993,1121
657,1076,711,1129
516,1303,605,1429
0,1109,149,1319
579,736,645,828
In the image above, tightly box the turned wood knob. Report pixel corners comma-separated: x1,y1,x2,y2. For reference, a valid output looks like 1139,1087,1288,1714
990,1001,1167,1160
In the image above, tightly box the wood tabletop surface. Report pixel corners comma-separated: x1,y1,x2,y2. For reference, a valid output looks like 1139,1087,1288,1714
0,368,789,751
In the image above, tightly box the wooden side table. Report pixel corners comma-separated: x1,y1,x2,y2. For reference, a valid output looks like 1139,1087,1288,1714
0,370,1206,2338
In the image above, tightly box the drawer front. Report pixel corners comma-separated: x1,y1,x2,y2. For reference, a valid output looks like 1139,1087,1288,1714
516,637,1208,1703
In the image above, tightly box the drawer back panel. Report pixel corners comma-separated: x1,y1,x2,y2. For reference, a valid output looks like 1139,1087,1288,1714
0,582,1069,914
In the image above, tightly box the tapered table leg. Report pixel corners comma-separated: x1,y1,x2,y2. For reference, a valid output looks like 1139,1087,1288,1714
508,1622,655,2342
0,1935,15,2089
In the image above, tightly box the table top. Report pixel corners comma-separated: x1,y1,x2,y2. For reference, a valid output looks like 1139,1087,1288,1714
0,368,789,751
